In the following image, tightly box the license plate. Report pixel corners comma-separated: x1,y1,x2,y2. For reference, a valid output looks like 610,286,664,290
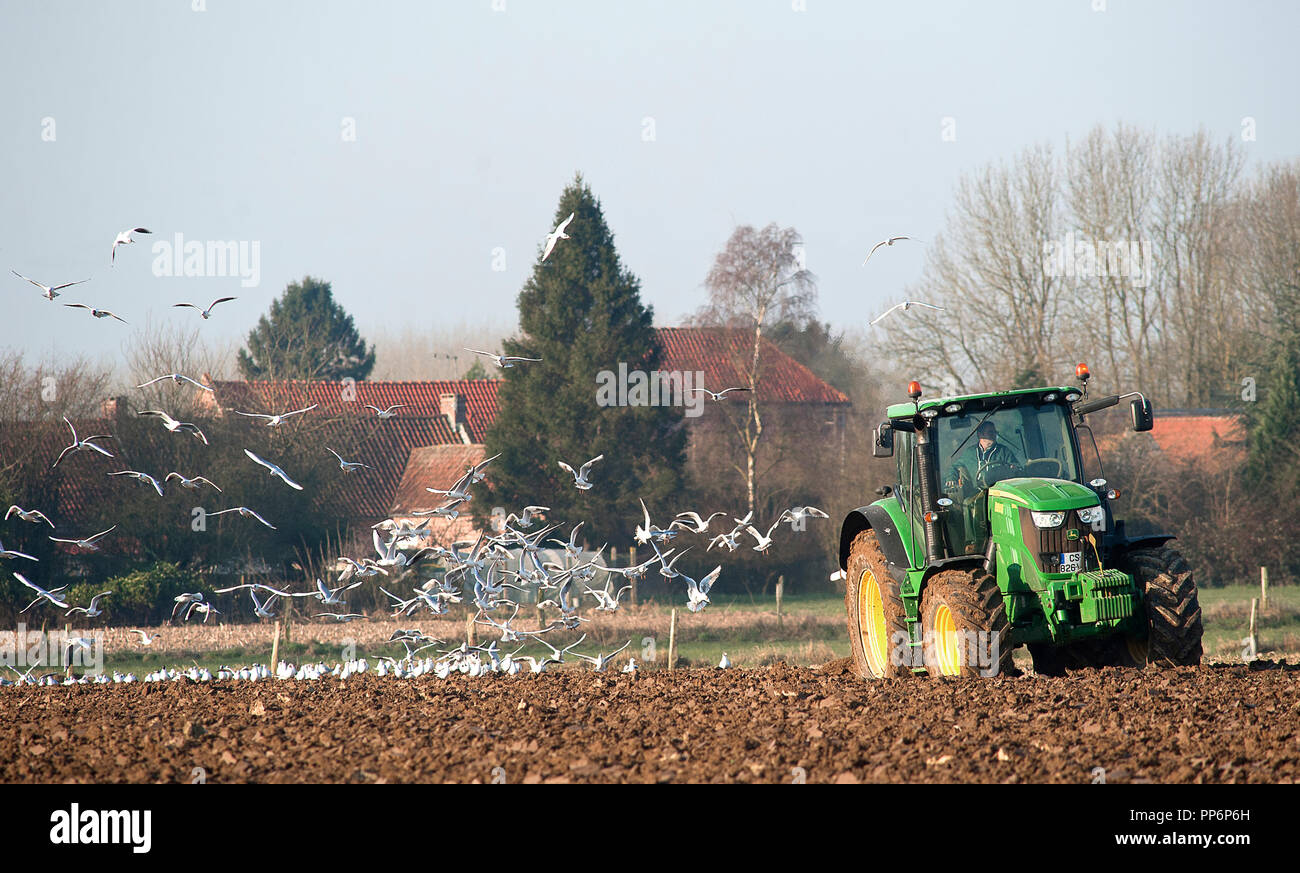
1059,552,1082,573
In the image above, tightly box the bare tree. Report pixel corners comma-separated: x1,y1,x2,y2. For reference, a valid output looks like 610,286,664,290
694,223,817,515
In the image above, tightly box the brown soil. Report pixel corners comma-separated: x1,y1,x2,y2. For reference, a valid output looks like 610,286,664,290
2,661,1297,783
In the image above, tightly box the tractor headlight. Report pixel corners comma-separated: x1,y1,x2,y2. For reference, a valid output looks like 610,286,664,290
1076,506,1105,524
1030,511,1066,528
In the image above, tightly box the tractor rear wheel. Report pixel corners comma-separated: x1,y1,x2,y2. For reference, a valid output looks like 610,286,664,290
919,567,1014,677
844,530,910,678
1113,545,1203,667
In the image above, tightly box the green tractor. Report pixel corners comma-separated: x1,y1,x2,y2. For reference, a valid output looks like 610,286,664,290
840,364,1202,678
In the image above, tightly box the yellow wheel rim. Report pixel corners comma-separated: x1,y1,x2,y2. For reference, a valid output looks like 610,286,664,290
1126,635,1148,666
932,603,963,675
858,570,889,677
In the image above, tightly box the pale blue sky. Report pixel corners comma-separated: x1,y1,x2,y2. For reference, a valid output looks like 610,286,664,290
4,0,1297,369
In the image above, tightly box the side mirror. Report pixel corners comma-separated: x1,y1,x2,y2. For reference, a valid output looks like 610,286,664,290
1131,397,1153,432
872,422,894,458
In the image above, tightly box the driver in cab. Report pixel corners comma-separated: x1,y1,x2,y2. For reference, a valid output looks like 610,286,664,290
945,420,1022,500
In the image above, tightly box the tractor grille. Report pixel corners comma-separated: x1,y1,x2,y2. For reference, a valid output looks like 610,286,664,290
1019,509,1099,574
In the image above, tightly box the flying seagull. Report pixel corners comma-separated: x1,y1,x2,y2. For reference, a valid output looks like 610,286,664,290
542,211,575,261
364,404,407,419
48,525,117,553
63,303,127,323
107,470,166,497
463,348,542,369
327,448,371,472
778,505,830,527
111,227,151,264
164,473,222,493
243,449,303,490
870,300,945,326
6,505,54,527
138,410,209,444
136,373,213,392
51,418,114,469
209,506,276,529
0,539,39,562
235,404,318,426
128,629,160,646
13,572,70,612
173,297,237,319
65,591,111,618
558,454,603,491
10,270,88,302
670,510,727,533
862,235,914,265
690,386,752,402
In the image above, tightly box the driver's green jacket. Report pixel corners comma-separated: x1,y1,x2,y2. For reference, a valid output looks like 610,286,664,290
948,441,1022,488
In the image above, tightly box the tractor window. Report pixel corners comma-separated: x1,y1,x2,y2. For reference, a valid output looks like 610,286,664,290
894,429,916,510
937,402,1081,496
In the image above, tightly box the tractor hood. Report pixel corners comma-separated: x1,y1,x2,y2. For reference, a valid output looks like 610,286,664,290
986,478,1099,511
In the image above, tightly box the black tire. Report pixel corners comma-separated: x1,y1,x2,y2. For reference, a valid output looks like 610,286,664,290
844,530,911,679
1027,638,1119,676
1113,545,1203,667
919,567,1014,677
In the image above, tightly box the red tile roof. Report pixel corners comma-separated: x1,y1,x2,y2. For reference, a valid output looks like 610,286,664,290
656,327,851,405
318,417,461,518
389,444,490,546
1149,412,1245,470
202,378,500,443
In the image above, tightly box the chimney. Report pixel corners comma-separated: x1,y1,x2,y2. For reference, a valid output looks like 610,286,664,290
100,395,127,420
440,392,471,444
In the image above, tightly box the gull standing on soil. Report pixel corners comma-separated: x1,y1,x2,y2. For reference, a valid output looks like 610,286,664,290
63,302,128,323
111,227,151,264
164,472,222,493
463,348,543,369
6,505,54,527
10,270,88,301
13,572,70,612
107,470,165,497
718,653,732,669
65,591,111,618
136,373,214,392
861,235,913,265
137,410,209,444
364,404,407,419
869,300,945,326
541,211,575,261
558,454,603,491
51,417,114,468
208,506,277,529
689,387,751,402
48,525,117,553
326,448,371,472
235,404,318,427
244,449,303,490
0,539,39,562
173,297,237,319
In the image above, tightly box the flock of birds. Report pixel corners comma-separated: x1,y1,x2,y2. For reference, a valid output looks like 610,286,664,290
3,209,837,688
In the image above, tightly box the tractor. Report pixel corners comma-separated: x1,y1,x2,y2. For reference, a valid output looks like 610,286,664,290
839,364,1203,678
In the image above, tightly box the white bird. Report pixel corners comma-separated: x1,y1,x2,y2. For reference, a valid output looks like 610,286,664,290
505,505,549,528
10,270,88,301
595,553,661,581
326,448,371,472
634,498,676,545
778,506,830,527
208,506,276,529
571,640,632,672
136,373,213,392
316,612,365,622
111,227,152,264
173,297,237,319
671,510,727,533
248,588,279,619
463,348,542,369
869,300,945,326
51,417,114,469
547,522,586,560
558,454,603,491
718,652,732,669
744,519,782,553
137,409,209,444
0,539,38,561
683,565,722,613
171,592,205,617
243,448,303,490
5,505,54,527
689,387,751,402
862,235,913,265
63,302,128,323
107,470,165,497
66,591,111,618
542,211,575,261
622,658,638,673
183,601,219,623
13,572,70,611
235,404,318,427
48,525,117,552
128,629,160,646
164,472,222,493
364,404,407,419
585,579,633,612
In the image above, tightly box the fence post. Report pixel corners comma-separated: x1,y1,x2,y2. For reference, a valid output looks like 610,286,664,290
1261,566,1269,612
776,575,785,627
1248,597,1259,656
667,607,677,671
270,620,281,671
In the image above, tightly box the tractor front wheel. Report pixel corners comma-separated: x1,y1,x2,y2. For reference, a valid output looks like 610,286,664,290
919,567,1014,677
1114,545,1203,667
844,530,910,678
